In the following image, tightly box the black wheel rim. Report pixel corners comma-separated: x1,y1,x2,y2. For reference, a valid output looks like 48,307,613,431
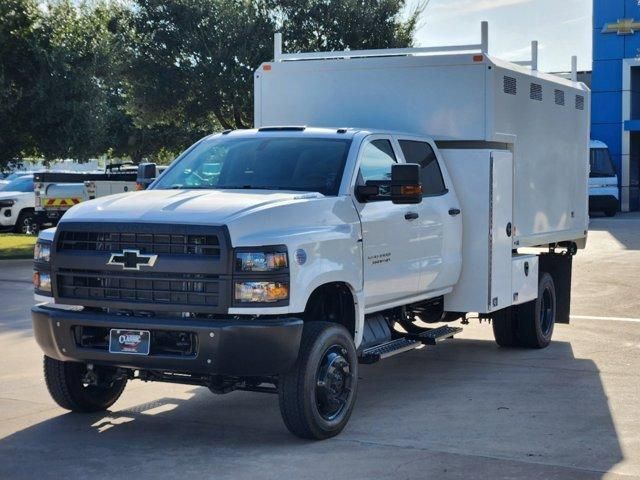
22,217,37,235
540,287,554,336
315,344,353,422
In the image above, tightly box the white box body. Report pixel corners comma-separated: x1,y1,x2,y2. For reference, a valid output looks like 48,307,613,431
254,53,590,249
511,254,539,305
442,149,513,313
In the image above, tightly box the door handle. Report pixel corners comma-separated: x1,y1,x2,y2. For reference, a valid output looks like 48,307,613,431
448,208,461,216
404,212,419,220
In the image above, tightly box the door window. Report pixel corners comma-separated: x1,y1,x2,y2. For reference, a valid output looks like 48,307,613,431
399,140,447,196
358,139,397,197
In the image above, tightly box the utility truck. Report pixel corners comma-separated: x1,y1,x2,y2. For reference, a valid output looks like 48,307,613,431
33,163,162,229
589,140,618,217
31,24,590,440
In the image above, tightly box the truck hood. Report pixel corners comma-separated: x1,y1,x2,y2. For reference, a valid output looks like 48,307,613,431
61,189,325,224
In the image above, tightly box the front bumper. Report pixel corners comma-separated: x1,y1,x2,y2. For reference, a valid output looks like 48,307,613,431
34,209,62,227
32,305,303,376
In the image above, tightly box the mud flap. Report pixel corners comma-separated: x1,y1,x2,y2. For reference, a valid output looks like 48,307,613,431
539,253,573,324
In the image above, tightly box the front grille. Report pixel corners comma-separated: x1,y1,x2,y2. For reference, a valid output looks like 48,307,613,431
57,269,220,307
58,231,220,257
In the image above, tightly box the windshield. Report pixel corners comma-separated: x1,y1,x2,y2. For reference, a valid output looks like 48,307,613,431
1,176,33,192
590,148,616,178
154,136,352,196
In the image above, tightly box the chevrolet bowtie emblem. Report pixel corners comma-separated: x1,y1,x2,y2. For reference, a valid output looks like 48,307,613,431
107,249,158,270
602,18,640,35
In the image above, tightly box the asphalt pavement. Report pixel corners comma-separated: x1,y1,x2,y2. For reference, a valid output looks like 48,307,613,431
0,214,639,479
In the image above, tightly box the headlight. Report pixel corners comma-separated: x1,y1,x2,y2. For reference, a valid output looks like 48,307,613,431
0,199,15,208
34,241,51,262
33,271,52,293
235,250,288,272
234,281,289,303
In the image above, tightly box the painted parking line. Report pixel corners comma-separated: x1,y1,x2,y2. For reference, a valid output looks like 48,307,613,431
572,315,640,323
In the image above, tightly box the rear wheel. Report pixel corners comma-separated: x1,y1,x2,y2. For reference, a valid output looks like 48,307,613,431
44,356,127,412
516,272,556,349
278,322,358,440
492,307,519,347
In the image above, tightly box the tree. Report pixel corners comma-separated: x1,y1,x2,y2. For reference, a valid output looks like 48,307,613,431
273,0,420,52
0,0,41,168
119,0,422,131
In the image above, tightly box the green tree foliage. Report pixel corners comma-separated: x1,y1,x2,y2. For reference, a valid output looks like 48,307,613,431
30,1,117,161
119,0,422,130
0,0,41,164
0,0,422,169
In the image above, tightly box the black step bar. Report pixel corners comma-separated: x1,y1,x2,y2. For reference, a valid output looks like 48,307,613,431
359,325,463,364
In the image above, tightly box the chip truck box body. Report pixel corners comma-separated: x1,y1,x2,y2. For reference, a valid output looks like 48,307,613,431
255,46,590,249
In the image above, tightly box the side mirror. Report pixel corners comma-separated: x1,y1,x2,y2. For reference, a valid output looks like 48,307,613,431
355,183,380,202
391,164,422,204
136,162,157,190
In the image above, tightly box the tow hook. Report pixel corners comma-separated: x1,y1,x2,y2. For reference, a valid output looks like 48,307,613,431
82,364,99,387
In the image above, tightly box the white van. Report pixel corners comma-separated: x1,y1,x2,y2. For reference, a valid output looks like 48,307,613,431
589,140,619,217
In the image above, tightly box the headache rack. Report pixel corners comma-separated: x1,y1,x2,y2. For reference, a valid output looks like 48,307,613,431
271,21,578,80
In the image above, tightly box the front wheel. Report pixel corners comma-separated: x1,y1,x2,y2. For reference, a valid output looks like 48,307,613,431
278,322,358,440
14,209,38,235
44,356,127,412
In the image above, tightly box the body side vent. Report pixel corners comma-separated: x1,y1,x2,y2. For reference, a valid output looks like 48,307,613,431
554,89,565,106
530,83,543,101
503,76,517,95
576,95,585,110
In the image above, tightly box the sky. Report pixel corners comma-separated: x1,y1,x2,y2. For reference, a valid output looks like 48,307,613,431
410,0,593,73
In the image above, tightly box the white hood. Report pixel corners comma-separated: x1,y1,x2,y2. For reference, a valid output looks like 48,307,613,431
0,190,28,199
61,189,324,225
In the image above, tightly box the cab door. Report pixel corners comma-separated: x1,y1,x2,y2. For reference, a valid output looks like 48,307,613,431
395,137,462,295
353,135,421,308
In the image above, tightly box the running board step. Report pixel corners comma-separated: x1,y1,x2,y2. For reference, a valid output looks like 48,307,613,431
408,325,463,345
359,338,420,364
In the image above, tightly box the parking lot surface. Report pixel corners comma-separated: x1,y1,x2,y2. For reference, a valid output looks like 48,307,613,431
1,214,639,479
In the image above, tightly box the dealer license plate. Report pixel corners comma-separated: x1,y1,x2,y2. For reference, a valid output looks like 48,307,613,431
109,329,151,355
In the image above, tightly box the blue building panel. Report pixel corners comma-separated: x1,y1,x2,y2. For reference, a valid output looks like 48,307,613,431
593,29,625,61
592,91,623,124
624,0,640,16
592,59,623,92
594,1,624,29
624,33,640,58
592,0,638,210
590,123,623,155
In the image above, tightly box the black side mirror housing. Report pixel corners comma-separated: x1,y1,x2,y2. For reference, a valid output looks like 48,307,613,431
136,162,157,190
391,164,422,204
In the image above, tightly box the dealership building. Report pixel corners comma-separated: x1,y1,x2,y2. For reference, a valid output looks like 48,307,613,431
592,0,640,211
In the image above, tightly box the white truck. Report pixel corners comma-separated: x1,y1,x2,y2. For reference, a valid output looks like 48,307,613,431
31,24,590,439
589,140,618,217
0,174,37,234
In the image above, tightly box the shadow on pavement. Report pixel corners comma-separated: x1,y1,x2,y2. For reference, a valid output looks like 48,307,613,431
589,212,640,251
0,338,624,479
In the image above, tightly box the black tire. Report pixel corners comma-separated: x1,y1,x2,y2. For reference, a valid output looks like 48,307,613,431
44,356,127,412
279,322,358,440
516,272,556,349
492,307,520,347
14,209,37,235
604,208,616,217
